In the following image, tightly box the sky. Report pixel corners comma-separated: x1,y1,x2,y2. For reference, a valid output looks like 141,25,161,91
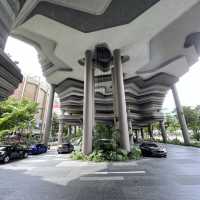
5,37,200,111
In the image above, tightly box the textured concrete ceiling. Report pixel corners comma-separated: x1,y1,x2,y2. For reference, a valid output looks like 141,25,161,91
2,0,200,125
12,0,200,85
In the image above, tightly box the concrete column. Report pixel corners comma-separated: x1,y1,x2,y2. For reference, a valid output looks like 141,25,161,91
129,134,134,146
128,118,133,134
141,128,144,140
171,85,190,145
113,49,130,152
82,50,94,155
148,124,154,140
160,121,167,143
135,130,139,143
111,67,119,128
128,119,134,146
58,110,64,145
68,125,72,135
58,120,64,145
42,84,55,145
92,67,96,129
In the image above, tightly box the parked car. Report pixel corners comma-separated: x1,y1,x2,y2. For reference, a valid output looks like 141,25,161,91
0,144,28,163
28,144,48,155
140,142,167,157
57,143,74,154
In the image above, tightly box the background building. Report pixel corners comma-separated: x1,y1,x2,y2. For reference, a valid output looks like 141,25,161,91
12,75,50,135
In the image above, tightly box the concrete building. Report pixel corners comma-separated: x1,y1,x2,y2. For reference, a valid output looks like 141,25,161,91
12,75,50,133
2,0,200,153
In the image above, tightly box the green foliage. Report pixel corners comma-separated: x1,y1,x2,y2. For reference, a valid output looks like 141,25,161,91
170,138,182,145
183,106,200,141
0,130,10,141
190,142,200,148
93,123,120,151
71,150,87,160
165,112,180,134
51,113,59,137
0,98,38,141
128,146,142,160
71,146,142,162
87,150,105,162
71,123,142,162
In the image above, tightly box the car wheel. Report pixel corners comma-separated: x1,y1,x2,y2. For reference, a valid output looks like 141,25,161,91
3,156,10,163
23,152,28,158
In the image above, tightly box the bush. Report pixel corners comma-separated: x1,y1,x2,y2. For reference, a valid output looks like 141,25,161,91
71,147,142,162
128,146,142,160
192,131,200,141
93,123,120,151
190,142,200,148
71,123,142,162
87,150,105,162
170,138,182,145
71,150,86,160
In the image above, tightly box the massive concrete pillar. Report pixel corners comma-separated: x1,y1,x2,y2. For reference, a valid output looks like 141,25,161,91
82,50,94,155
160,121,167,143
135,130,139,143
128,119,134,146
141,128,144,140
92,67,96,129
42,84,55,145
68,125,72,135
111,67,119,128
148,124,154,140
113,49,130,152
171,85,190,145
58,110,64,145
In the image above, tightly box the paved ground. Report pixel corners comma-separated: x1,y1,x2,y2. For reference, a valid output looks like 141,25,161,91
0,144,200,200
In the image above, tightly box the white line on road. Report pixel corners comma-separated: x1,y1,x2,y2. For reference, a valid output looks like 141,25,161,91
81,171,146,175
80,176,124,181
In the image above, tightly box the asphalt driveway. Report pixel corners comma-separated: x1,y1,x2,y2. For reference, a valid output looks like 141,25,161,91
0,144,200,200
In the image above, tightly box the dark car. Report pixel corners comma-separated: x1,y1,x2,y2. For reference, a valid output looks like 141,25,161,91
0,144,28,163
57,143,74,154
140,142,167,157
28,144,48,155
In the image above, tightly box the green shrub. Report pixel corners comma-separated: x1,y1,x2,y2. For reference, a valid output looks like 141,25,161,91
128,146,142,160
170,138,182,145
93,123,120,151
87,150,105,162
192,131,200,141
71,150,86,160
190,142,200,148
71,148,142,162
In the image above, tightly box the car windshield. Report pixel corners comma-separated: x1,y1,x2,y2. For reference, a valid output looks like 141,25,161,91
145,143,158,147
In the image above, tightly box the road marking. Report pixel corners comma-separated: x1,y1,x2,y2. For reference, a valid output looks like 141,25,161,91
81,171,146,175
111,162,138,166
80,176,124,181
56,161,88,167
0,165,35,171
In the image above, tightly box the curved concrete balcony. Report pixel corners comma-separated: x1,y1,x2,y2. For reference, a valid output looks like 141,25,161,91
0,0,24,100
